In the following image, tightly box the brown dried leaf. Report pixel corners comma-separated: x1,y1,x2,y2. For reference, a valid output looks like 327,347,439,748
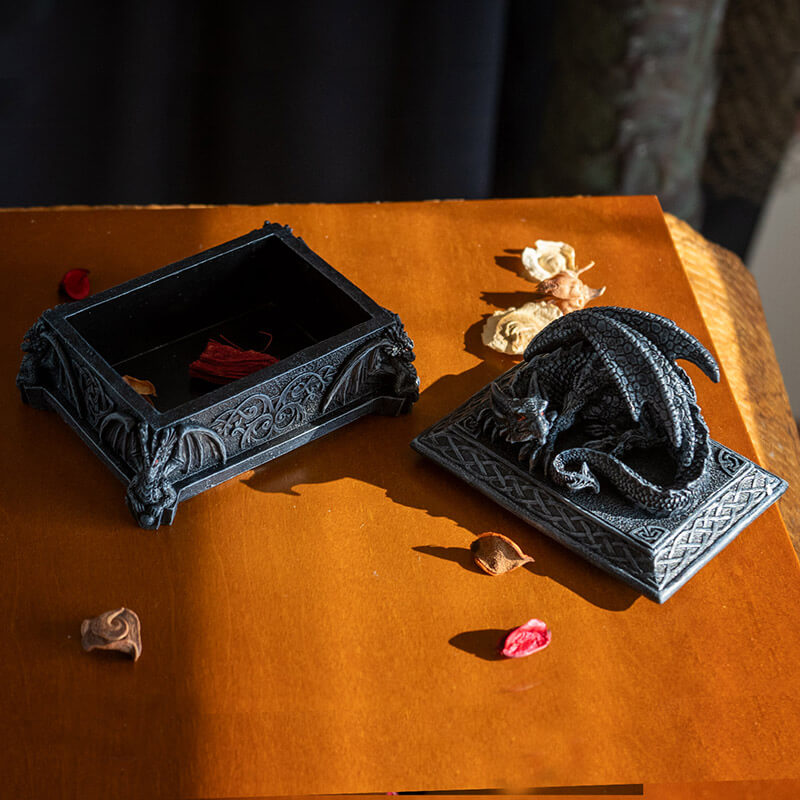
470,532,534,575
531,270,606,314
122,374,157,397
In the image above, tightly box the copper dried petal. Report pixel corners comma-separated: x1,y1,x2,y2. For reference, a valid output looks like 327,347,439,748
470,532,534,575
81,607,142,661
122,374,157,397
532,271,606,314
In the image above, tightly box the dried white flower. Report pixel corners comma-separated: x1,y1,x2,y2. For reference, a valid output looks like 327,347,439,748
521,240,576,282
481,301,563,355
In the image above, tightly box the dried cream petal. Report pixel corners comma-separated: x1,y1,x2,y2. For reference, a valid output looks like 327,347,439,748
481,302,562,355
521,247,551,282
521,240,576,282
481,310,507,351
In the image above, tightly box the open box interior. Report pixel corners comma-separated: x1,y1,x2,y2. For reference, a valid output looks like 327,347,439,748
67,236,371,412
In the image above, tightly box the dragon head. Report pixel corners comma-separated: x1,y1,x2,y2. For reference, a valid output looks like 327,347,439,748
124,427,180,529
126,475,177,530
490,377,554,445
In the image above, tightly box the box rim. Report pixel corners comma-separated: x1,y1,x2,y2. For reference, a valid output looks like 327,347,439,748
42,222,394,428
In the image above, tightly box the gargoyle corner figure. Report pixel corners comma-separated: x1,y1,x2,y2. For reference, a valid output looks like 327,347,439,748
481,307,720,515
100,413,227,529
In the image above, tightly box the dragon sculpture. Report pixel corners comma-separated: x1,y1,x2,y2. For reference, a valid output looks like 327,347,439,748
480,307,720,515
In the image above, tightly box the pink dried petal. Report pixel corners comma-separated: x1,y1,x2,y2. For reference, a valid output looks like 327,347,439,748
501,618,551,658
59,268,91,300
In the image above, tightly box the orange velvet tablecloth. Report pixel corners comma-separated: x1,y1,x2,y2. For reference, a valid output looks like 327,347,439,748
1,198,799,799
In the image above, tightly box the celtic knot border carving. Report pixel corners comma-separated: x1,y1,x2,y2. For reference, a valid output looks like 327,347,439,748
717,447,746,478
653,467,784,584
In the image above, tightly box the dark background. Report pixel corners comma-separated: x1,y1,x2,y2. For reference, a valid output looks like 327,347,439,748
1,0,797,256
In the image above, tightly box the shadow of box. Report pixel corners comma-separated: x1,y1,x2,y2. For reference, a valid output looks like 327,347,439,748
17,222,419,529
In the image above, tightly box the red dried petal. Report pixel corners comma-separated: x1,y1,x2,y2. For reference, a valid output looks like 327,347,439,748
189,338,279,385
60,268,91,300
501,618,551,658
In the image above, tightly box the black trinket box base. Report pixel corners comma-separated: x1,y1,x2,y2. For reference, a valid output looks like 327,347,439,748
412,383,786,602
18,223,419,529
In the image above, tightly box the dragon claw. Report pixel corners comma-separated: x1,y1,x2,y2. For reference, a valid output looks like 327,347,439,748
565,462,600,492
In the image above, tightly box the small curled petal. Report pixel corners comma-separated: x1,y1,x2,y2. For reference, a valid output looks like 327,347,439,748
122,375,157,402
531,271,606,314
81,608,142,661
501,618,551,658
59,268,91,300
471,532,534,575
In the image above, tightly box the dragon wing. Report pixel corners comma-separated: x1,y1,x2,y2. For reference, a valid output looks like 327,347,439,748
584,307,720,383
321,339,386,413
167,425,227,477
526,307,719,382
523,307,717,457
98,412,144,468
